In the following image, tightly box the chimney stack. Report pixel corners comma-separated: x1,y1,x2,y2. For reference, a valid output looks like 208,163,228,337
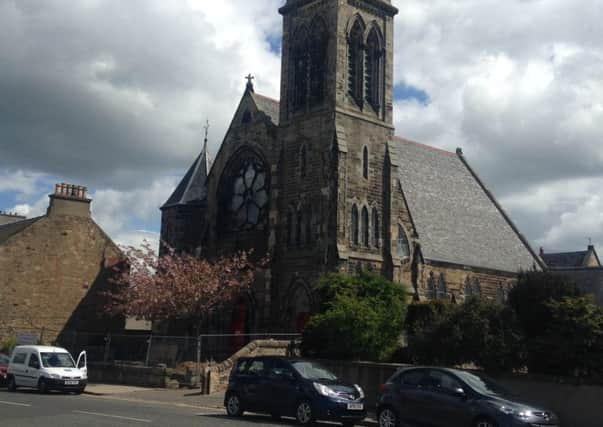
47,183,92,218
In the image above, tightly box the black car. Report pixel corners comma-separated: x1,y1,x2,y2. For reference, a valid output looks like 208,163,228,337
377,367,560,427
224,356,366,426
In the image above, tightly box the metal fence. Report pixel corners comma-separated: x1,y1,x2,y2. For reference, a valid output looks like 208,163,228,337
57,332,301,369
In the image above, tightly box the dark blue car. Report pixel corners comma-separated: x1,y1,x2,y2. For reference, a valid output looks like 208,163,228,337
377,367,560,427
224,356,367,426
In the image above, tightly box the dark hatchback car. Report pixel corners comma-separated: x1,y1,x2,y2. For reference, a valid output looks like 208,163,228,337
224,356,366,426
377,367,560,427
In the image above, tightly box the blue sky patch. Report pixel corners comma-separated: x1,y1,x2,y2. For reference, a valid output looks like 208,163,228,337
266,33,281,54
394,83,430,106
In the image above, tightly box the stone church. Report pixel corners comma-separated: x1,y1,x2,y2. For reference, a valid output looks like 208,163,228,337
161,0,542,334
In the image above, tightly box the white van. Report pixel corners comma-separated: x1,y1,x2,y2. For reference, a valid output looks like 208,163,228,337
7,345,87,394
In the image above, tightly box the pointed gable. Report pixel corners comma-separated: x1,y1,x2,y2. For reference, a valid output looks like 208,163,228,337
162,141,210,209
393,137,542,273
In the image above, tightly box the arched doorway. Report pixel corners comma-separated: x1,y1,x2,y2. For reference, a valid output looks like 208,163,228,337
287,282,313,333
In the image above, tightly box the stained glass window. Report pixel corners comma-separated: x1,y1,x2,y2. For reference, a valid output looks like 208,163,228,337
399,225,410,259
361,206,369,246
365,27,383,111
221,153,270,231
348,19,364,105
351,204,359,245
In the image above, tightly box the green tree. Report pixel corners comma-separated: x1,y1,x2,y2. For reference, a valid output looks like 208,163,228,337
301,272,408,361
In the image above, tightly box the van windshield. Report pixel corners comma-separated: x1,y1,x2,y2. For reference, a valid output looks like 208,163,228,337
41,352,75,368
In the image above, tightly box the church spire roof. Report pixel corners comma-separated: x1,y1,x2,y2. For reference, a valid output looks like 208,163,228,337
161,129,211,209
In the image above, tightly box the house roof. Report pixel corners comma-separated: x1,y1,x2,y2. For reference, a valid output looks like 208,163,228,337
541,248,601,268
251,92,280,126
162,140,211,209
393,137,541,273
0,217,43,246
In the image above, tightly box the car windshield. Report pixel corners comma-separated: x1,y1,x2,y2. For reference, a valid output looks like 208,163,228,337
0,354,9,364
291,361,338,381
41,352,75,368
455,371,513,397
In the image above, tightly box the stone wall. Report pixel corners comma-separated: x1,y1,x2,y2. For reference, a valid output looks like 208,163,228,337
0,214,122,344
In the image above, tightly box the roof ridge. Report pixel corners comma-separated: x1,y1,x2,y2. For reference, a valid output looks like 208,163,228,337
393,135,455,156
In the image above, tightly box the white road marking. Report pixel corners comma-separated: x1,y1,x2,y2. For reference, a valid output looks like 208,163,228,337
73,410,151,423
0,400,32,407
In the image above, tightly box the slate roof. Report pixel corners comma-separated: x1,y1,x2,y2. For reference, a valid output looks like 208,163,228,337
393,137,540,273
251,92,280,126
542,251,592,268
0,217,42,246
162,140,211,209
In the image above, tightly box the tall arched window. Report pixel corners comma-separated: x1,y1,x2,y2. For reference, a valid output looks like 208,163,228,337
351,204,359,245
426,272,436,300
286,208,293,246
348,18,364,105
398,225,410,258
296,208,303,245
362,146,369,179
305,205,312,245
292,27,309,111
300,145,307,178
437,273,448,300
365,27,383,111
465,277,482,298
372,207,379,247
309,18,328,107
361,206,369,246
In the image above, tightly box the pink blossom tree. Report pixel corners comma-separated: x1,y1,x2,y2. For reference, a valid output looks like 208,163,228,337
106,242,257,333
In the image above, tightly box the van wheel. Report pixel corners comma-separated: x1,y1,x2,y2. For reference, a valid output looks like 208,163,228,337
296,400,315,425
38,378,49,394
7,376,17,392
225,393,243,417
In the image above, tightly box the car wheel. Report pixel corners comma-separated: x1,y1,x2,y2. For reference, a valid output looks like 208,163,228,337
225,393,243,417
474,417,499,427
7,376,17,392
296,400,314,425
38,378,49,394
378,407,399,427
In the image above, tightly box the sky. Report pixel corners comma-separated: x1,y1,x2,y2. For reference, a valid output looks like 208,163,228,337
1,0,602,255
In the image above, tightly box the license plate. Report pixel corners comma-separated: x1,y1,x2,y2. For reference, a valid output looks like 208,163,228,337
347,403,363,411
65,380,79,385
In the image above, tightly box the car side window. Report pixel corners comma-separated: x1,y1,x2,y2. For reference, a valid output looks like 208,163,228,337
399,370,425,387
425,370,463,394
28,353,41,369
247,360,265,376
234,359,250,375
12,352,27,365
268,359,295,380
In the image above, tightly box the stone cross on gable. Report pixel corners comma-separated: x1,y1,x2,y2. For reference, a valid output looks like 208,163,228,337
245,74,255,92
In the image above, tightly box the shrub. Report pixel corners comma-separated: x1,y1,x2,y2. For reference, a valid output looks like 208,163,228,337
1,336,18,355
301,272,407,361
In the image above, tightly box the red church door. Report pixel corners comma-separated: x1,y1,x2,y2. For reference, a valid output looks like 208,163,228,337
231,300,248,352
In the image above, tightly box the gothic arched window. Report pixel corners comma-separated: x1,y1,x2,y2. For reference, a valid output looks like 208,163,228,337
465,277,482,298
361,206,369,246
348,18,365,105
437,273,448,300
309,18,328,107
305,205,312,245
398,225,410,259
351,204,359,245
426,272,436,300
292,27,309,111
372,207,379,247
286,208,294,246
300,144,307,178
362,146,369,179
219,150,270,232
365,26,383,111
296,208,303,245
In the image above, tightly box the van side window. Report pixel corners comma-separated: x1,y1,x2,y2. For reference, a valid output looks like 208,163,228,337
12,353,27,364
28,354,40,369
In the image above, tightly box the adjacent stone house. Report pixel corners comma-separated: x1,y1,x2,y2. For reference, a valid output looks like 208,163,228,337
0,183,123,344
161,0,543,334
541,245,603,306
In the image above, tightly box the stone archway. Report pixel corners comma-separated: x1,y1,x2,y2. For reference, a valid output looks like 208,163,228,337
286,281,314,333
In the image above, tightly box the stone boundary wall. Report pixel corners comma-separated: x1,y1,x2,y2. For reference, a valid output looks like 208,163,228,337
207,339,294,394
88,362,175,388
317,360,601,427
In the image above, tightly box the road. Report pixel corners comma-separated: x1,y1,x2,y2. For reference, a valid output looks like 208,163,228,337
0,388,327,427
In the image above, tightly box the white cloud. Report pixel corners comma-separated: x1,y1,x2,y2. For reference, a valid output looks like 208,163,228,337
0,170,46,200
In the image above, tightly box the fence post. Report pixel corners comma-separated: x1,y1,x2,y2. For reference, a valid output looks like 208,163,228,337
196,335,202,388
104,333,111,363
145,335,153,367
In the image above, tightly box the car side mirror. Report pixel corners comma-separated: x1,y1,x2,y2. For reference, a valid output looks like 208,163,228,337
454,387,467,399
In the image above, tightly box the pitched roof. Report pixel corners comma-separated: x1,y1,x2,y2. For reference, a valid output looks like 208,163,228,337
393,137,540,273
251,92,280,126
542,251,589,268
162,140,211,209
0,217,43,246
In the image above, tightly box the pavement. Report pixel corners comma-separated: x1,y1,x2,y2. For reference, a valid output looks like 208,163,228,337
0,383,378,426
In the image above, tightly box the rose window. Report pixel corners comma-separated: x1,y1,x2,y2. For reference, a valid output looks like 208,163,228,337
224,155,269,230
